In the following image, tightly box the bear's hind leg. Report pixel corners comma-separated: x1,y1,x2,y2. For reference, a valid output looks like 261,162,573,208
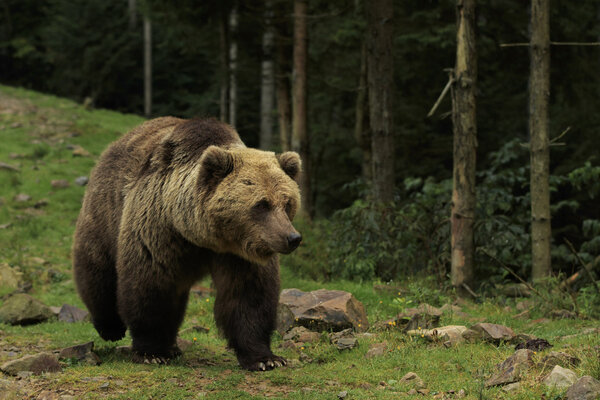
73,242,126,342
211,255,285,371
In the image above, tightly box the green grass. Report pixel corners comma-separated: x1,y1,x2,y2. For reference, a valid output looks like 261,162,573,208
1,85,599,399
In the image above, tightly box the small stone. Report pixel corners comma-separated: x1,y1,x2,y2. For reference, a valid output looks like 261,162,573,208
470,322,515,343
399,372,426,389
456,389,466,398
543,365,578,389
0,161,20,172
57,304,89,323
0,352,61,375
299,352,313,363
16,370,33,379
14,193,31,202
407,388,417,395
502,382,520,392
485,349,534,387
99,382,110,390
566,376,600,400
59,342,94,359
337,391,348,399
176,337,193,352
407,325,467,346
365,342,387,359
329,328,354,344
74,176,88,186
336,337,357,350
417,388,430,395
0,263,24,291
51,180,70,189
71,145,91,157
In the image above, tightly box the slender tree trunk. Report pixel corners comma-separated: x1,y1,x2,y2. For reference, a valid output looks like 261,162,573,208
292,0,311,216
228,5,238,127
355,42,371,183
275,6,292,152
366,0,394,203
260,1,275,150
219,9,229,122
529,0,551,281
143,16,152,117
128,0,136,30
450,0,478,294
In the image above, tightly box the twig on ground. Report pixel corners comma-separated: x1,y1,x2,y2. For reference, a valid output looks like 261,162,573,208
461,283,479,298
480,248,550,302
564,238,600,295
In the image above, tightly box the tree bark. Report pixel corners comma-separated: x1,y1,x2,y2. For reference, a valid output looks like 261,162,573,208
260,0,275,150
451,0,478,294
529,0,551,281
228,5,238,127
292,0,311,217
366,0,394,203
355,42,371,183
143,16,152,117
128,0,136,30
219,8,229,123
275,5,292,153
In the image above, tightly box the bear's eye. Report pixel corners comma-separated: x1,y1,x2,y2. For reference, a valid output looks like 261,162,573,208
253,199,271,212
285,201,293,216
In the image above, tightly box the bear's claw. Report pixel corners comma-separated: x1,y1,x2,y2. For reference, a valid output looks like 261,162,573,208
244,355,287,371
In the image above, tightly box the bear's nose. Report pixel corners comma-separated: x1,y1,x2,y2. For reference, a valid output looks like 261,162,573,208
287,233,302,251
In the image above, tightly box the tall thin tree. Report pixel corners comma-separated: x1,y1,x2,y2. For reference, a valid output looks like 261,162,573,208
292,0,311,216
366,0,394,203
355,42,371,183
529,0,551,281
450,0,478,294
219,7,230,122
228,5,238,127
128,0,136,30
260,0,275,150
143,15,152,117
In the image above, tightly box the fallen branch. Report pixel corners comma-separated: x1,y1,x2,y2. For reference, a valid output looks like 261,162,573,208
564,238,600,295
461,283,479,298
480,248,550,302
427,73,454,118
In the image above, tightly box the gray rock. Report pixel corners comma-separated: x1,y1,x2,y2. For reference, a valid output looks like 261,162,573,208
277,288,369,333
406,325,467,346
74,176,88,186
485,349,534,387
502,382,521,392
0,352,61,375
0,263,23,291
57,304,89,323
283,326,320,343
336,337,357,350
398,372,426,389
365,342,387,358
13,194,31,202
470,322,515,343
543,365,578,389
59,342,101,366
0,293,54,325
328,328,354,344
50,180,69,189
337,391,348,399
566,376,600,400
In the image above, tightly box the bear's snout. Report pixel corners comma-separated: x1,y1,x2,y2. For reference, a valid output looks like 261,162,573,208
287,232,302,252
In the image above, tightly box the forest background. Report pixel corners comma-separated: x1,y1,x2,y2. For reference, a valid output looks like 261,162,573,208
2,0,600,290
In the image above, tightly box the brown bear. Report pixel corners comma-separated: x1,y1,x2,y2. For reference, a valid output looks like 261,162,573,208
72,117,302,371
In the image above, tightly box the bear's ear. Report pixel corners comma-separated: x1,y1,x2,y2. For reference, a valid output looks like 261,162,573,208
277,151,301,181
199,146,234,185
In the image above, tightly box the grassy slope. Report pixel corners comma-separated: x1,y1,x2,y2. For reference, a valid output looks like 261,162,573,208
0,85,598,399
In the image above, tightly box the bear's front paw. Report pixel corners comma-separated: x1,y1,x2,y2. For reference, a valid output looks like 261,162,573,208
241,355,287,371
131,346,182,365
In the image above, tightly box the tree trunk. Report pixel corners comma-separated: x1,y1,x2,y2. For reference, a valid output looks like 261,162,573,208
355,42,371,183
143,16,152,117
450,0,478,294
228,5,238,127
260,1,275,150
128,0,136,30
275,7,292,153
292,0,311,217
366,0,394,203
219,8,229,123
529,0,551,281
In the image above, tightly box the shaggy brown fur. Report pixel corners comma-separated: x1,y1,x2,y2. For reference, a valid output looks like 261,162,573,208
73,117,301,370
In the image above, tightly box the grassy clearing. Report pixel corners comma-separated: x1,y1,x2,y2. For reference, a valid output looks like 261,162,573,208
0,85,599,399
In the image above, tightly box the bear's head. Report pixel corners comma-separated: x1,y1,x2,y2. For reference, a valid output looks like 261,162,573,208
198,146,302,265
